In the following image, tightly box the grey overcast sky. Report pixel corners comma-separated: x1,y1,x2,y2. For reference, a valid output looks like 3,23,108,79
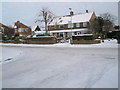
2,2,118,26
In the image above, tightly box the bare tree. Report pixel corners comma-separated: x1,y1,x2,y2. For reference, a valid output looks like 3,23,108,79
100,13,117,38
89,17,103,39
89,13,117,39
100,12,117,31
100,12,117,23
35,7,54,35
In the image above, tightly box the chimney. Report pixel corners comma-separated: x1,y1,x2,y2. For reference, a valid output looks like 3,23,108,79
86,10,88,13
70,11,74,16
17,21,20,23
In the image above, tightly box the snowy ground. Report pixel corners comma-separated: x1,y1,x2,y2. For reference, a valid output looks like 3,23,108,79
0,39,118,49
0,39,118,88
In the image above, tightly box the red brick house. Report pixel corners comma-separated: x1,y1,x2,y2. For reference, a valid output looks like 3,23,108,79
13,21,32,37
48,10,96,39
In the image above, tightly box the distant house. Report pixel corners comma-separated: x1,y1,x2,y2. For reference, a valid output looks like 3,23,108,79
48,10,96,39
31,25,41,32
31,25,41,35
13,21,32,37
30,25,49,37
0,23,14,40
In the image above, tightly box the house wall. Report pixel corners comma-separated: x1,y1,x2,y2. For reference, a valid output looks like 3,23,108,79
15,28,32,37
86,12,96,34
14,21,32,37
48,22,88,31
89,12,97,26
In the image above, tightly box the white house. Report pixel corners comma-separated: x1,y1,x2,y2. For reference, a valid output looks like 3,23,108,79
48,10,96,39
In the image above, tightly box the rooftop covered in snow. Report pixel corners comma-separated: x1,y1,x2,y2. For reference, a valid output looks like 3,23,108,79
48,12,95,26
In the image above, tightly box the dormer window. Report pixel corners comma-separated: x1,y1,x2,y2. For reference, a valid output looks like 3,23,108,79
49,19,53,24
59,17,61,19
60,20,63,23
50,19,53,22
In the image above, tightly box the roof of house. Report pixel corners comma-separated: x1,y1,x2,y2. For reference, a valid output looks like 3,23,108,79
14,21,30,29
31,25,41,31
0,23,2,27
48,12,95,26
0,23,10,29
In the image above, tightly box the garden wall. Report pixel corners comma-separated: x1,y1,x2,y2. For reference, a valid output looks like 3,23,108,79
26,36,57,44
71,40,101,44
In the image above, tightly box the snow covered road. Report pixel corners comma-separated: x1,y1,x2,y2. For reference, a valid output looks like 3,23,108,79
1,44,118,88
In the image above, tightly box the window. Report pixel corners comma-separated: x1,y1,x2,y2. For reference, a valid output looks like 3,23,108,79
54,26,56,29
77,32,81,35
74,32,77,35
23,28,26,32
76,23,80,27
83,22,87,27
25,28,30,32
68,23,73,28
0,27,4,32
60,20,63,23
68,24,71,28
18,28,30,32
57,33,59,37
51,26,54,29
60,32,63,37
59,17,61,20
18,28,22,32
49,19,53,24
59,25,64,29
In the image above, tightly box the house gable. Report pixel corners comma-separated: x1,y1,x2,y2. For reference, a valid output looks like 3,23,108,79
14,21,32,36
14,21,30,29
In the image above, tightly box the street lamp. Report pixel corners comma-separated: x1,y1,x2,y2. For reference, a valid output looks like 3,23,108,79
69,8,73,38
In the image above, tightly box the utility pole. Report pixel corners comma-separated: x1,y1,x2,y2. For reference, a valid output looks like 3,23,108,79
98,17,104,42
69,8,73,39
